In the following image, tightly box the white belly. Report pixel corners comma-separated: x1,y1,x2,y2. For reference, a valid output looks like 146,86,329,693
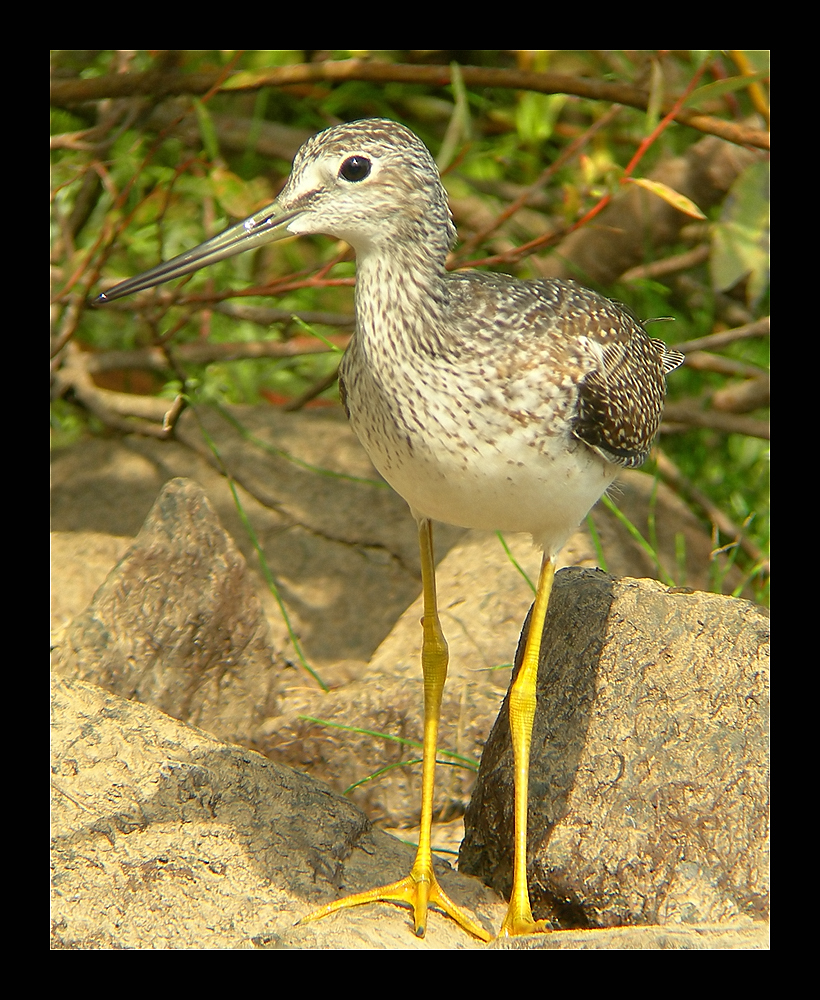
352,408,615,556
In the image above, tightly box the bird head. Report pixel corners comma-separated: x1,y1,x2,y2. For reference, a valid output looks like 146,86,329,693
96,118,455,304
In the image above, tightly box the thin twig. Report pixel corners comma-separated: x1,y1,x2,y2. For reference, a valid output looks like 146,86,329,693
52,341,173,437
620,244,711,283
281,366,340,412
81,334,351,374
662,402,769,440
683,352,768,379
674,317,770,354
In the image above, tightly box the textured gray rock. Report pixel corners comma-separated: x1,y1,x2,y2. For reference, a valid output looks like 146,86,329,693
52,479,283,747
460,569,769,931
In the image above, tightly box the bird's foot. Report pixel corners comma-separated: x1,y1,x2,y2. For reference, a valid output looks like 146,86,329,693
498,900,551,937
299,872,492,942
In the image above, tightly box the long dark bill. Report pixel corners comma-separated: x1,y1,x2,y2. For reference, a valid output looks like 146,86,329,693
95,201,301,304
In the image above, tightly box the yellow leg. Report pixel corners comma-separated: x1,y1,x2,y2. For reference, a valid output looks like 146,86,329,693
499,553,556,936
300,518,491,942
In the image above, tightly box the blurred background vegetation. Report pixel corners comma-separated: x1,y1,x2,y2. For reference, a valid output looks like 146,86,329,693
50,50,769,602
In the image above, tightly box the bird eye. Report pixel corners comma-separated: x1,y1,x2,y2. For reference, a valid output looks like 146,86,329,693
339,156,372,182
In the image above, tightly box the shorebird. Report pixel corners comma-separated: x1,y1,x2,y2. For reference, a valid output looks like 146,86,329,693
97,117,684,940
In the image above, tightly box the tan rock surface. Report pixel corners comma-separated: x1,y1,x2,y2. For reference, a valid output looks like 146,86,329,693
51,403,768,948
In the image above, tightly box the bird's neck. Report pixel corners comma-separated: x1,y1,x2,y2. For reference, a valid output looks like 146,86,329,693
353,236,450,357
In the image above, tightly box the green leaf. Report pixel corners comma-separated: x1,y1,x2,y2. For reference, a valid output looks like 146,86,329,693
684,71,769,109
515,91,567,145
193,98,220,162
710,160,770,305
209,166,274,220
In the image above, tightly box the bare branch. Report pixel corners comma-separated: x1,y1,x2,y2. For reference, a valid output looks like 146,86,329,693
82,334,351,374
50,61,769,151
663,402,769,440
52,342,176,438
675,318,770,354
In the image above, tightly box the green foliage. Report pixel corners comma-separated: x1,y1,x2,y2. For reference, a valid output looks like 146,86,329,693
711,160,770,306
515,92,568,146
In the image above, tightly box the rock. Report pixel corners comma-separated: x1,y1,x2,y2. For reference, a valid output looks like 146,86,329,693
51,530,132,633
460,569,769,932
52,479,283,748
50,675,503,949
50,673,766,949
50,409,768,948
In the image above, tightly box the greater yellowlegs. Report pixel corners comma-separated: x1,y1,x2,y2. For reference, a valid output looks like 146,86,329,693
97,118,684,940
